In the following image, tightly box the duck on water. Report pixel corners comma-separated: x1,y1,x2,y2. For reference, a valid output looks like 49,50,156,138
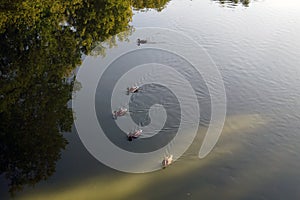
127,86,139,94
162,155,173,168
137,38,147,46
128,129,142,141
112,108,128,119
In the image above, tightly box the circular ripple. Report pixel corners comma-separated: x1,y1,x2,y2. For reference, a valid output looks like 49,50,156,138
73,28,227,173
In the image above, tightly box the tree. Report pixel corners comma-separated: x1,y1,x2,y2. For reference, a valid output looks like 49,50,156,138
0,0,132,195
0,0,170,195
132,0,171,12
0,0,81,194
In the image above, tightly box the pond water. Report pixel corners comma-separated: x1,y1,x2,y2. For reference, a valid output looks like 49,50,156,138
1,0,300,199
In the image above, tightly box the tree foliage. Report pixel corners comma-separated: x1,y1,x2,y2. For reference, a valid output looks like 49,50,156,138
0,0,170,195
132,0,171,12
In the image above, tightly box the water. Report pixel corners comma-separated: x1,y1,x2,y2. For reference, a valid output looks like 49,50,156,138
1,0,300,199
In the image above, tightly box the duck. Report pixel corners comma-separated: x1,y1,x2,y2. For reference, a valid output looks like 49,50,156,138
127,86,139,93
128,129,143,141
162,155,173,168
137,38,147,46
112,108,128,119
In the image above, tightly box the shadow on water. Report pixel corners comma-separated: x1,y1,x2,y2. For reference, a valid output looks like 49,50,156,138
0,0,170,196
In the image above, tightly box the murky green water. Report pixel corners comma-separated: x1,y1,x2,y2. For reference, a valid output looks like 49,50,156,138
1,0,300,199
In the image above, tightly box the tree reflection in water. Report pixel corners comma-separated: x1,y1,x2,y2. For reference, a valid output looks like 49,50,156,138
213,0,250,7
0,0,169,195
133,0,170,12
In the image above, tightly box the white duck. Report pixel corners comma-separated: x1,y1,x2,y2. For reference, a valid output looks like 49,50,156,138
162,155,173,168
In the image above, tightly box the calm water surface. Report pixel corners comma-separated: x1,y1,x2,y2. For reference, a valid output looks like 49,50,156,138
1,0,300,199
